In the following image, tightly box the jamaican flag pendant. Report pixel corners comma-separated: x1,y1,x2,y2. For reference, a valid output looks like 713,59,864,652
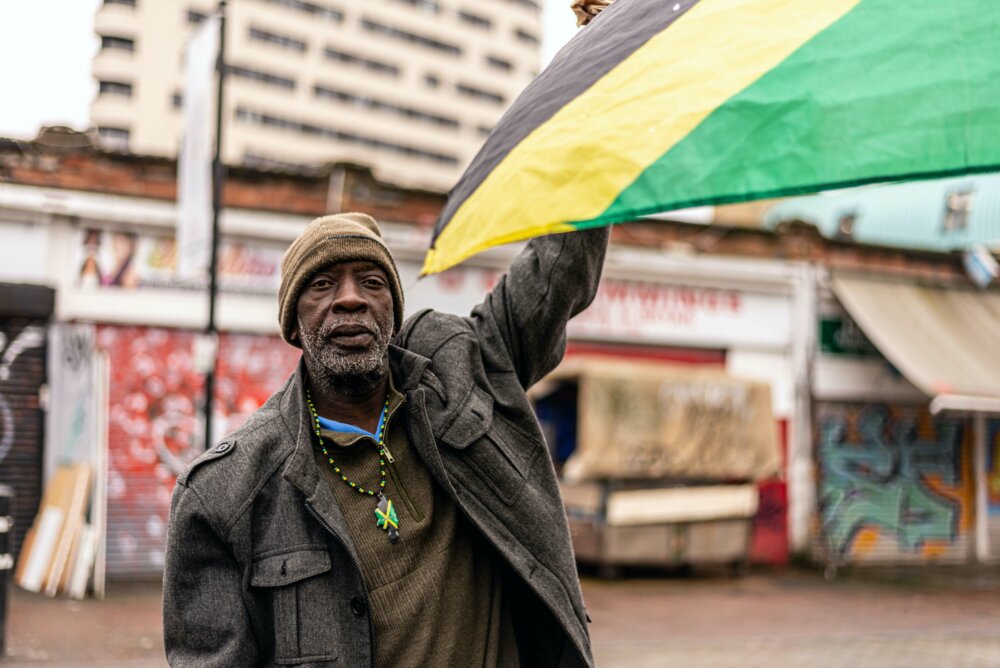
375,494,400,544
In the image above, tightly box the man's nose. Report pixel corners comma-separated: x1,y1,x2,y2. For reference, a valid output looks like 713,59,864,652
331,280,367,311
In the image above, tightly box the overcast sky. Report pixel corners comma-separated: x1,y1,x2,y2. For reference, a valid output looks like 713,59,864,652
0,0,579,140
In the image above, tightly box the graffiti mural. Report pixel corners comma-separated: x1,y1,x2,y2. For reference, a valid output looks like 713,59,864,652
0,324,46,463
47,324,99,477
989,421,1000,514
0,318,48,558
98,325,299,576
817,404,971,562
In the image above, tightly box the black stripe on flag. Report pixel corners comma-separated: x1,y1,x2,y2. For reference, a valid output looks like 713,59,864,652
433,0,702,244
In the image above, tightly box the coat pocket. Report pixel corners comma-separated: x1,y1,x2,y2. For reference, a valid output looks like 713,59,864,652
251,549,339,665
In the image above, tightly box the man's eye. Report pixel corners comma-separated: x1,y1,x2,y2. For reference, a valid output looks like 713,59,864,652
310,279,332,288
363,279,386,288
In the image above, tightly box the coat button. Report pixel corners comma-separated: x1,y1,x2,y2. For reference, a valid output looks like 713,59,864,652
214,442,231,454
350,597,366,617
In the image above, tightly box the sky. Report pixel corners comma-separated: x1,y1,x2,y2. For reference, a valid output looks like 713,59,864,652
0,0,579,140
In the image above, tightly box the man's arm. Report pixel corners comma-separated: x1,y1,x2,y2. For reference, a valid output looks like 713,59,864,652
162,482,258,667
467,227,610,388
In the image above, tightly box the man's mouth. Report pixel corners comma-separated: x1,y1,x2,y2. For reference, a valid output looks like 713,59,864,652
326,323,374,347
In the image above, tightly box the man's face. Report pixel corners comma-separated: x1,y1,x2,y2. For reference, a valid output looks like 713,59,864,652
293,260,394,389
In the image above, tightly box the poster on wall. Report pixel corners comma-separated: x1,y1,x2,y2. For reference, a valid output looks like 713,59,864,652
76,228,284,295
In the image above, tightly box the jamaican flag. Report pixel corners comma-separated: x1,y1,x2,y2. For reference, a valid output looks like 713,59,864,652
422,0,1000,274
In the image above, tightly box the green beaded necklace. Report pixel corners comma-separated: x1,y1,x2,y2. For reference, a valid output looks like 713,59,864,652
306,389,400,543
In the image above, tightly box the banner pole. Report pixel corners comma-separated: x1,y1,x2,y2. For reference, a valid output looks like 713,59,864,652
203,0,227,452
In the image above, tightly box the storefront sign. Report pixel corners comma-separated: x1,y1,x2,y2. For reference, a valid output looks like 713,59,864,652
401,264,792,349
570,277,791,349
819,316,880,357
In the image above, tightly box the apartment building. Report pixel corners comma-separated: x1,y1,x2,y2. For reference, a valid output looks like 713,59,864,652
90,0,542,191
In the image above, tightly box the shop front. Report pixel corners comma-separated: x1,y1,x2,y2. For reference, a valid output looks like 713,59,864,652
812,274,1000,566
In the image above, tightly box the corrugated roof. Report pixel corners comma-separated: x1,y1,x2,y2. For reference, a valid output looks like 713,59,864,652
765,174,1000,252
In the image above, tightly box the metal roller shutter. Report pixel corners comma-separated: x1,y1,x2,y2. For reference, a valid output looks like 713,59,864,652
812,402,975,565
0,317,48,559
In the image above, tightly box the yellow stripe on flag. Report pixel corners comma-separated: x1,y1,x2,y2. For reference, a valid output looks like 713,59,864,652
423,0,862,275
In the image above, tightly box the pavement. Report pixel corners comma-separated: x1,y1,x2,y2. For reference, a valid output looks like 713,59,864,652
3,566,1000,667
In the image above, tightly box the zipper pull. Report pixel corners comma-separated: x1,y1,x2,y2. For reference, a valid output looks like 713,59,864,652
382,442,396,464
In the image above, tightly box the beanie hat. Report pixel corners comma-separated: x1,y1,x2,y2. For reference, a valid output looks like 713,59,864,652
278,212,404,347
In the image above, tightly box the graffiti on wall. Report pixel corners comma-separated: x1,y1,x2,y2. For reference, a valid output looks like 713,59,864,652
48,325,99,471
818,404,970,559
0,324,46,464
98,325,299,575
989,421,1000,514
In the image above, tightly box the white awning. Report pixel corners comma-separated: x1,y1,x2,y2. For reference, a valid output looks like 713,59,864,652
831,275,1000,404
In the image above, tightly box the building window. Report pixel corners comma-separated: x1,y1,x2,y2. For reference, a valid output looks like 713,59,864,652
513,28,539,46
458,11,492,29
100,35,136,53
477,124,493,137
257,0,342,22
249,26,307,52
390,0,441,13
97,126,131,150
361,18,461,56
314,85,459,128
187,9,207,24
171,92,183,108
104,0,137,7
228,64,296,90
98,80,133,97
424,73,440,88
456,83,505,105
503,0,540,10
242,151,315,172
234,107,459,165
323,48,399,76
943,187,975,232
485,55,512,72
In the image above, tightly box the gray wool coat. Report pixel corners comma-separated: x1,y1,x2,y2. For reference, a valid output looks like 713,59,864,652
162,227,610,667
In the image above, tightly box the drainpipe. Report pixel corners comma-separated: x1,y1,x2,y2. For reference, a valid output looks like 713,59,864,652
973,413,990,563
788,263,818,555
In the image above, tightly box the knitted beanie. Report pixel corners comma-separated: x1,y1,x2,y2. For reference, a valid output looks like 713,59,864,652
278,212,404,347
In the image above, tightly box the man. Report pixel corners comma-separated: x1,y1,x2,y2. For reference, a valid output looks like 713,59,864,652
163,212,609,666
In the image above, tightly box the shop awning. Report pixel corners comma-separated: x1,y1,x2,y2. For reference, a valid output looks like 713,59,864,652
831,275,1000,407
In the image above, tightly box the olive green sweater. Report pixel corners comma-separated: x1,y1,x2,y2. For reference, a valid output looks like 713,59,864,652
312,379,518,667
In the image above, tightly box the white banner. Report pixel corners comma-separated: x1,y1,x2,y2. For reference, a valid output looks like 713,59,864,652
177,15,221,280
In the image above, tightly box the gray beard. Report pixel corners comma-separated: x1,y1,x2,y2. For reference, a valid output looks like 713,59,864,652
298,314,390,397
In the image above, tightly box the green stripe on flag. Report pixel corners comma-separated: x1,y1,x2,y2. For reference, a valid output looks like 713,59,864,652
600,0,1000,222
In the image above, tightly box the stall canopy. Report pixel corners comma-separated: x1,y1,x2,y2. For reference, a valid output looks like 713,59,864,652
831,275,1000,410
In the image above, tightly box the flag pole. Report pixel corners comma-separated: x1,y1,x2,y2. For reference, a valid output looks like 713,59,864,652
203,0,227,451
